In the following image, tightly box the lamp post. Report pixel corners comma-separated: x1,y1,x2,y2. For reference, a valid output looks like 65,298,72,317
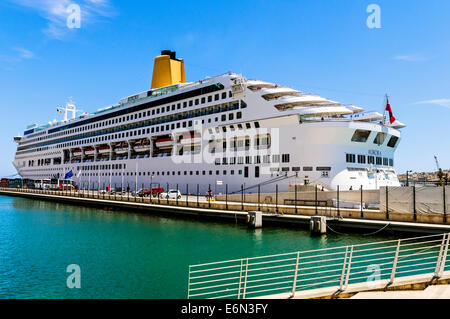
406,170,413,187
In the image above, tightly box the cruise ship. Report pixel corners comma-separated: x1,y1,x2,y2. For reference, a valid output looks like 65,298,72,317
12,51,405,193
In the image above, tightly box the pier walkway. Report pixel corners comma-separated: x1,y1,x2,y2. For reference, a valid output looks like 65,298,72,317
1,188,450,234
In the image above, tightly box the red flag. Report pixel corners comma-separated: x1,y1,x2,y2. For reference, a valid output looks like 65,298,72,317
385,99,396,124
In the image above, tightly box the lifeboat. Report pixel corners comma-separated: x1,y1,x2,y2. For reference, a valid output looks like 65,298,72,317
260,87,300,99
180,133,201,145
155,137,173,149
294,106,353,117
72,149,82,157
84,147,95,156
134,140,151,152
246,80,276,90
115,142,129,155
274,95,331,109
98,146,111,155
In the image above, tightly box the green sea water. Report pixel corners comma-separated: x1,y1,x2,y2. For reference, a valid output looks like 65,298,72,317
0,195,401,299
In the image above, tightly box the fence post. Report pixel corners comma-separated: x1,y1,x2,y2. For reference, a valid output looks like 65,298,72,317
438,233,450,277
208,184,211,209
237,259,244,299
360,185,364,218
241,185,244,211
226,184,229,210
114,183,117,201
315,185,318,215
197,184,199,208
258,185,261,212
386,186,389,220
433,233,450,279
294,184,297,214
413,185,416,221
167,183,169,205
176,184,179,206
389,239,401,285
186,184,189,207
291,251,300,298
276,184,279,214
444,186,447,224
343,245,354,290
339,246,349,291
337,185,340,218
243,258,249,299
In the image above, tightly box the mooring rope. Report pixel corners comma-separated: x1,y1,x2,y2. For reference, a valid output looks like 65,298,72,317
326,222,391,236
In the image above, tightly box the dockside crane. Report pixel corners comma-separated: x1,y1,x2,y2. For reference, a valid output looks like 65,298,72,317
435,155,441,171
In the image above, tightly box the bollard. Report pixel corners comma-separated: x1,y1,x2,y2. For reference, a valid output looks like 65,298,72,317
310,216,327,235
247,211,262,229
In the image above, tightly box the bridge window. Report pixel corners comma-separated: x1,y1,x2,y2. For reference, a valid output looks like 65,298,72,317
387,136,399,148
373,132,387,145
351,130,371,143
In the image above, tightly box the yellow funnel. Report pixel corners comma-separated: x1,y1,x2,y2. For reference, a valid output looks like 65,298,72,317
151,50,186,89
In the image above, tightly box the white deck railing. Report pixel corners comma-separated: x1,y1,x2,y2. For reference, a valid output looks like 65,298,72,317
187,233,450,299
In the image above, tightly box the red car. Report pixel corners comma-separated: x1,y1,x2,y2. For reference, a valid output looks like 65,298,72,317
151,187,164,197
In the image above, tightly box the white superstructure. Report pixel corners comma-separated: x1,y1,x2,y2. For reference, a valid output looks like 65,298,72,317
12,51,404,193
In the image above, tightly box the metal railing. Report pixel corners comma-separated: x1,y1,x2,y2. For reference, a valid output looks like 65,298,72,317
187,233,450,299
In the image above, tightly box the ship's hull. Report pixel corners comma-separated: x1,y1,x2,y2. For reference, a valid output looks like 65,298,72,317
13,119,400,193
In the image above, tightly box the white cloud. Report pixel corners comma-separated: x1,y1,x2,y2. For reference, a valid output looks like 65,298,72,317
393,54,429,62
0,47,35,65
14,47,35,59
415,99,450,109
8,0,115,40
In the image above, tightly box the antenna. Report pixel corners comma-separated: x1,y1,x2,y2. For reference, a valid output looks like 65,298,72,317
57,97,85,122
382,93,388,125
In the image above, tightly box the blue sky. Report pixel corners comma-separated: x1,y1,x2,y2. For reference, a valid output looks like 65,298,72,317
0,0,449,177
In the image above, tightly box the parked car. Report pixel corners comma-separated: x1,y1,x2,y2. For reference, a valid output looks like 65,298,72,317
137,189,152,197
151,187,165,197
159,189,182,199
109,187,126,195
